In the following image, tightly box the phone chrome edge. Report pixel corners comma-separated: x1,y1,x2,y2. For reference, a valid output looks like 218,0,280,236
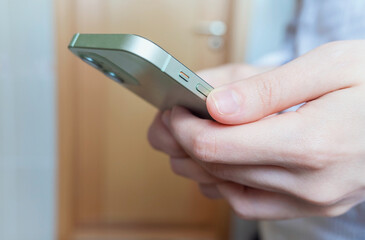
69,33,80,47
68,33,214,100
69,34,171,71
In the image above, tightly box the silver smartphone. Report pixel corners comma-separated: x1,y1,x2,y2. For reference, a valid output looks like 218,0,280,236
68,34,214,119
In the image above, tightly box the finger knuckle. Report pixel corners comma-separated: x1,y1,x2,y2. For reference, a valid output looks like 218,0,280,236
305,195,336,207
254,76,280,116
320,41,341,52
297,116,352,171
191,129,218,162
203,163,226,179
317,41,352,63
232,204,258,220
295,153,327,171
169,159,184,176
147,126,161,151
300,187,340,207
295,134,331,170
318,41,364,82
319,41,348,59
321,206,350,218
199,189,214,199
234,209,254,220
228,188,258,220
199,185,218,199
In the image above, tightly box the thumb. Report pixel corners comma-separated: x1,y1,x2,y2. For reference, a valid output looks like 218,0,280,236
207,42,354,125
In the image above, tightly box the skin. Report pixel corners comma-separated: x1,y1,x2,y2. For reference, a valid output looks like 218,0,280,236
148,41,365,220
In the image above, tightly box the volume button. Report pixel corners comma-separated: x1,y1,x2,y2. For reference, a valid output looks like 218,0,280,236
196,84,210,97
179,71,190,82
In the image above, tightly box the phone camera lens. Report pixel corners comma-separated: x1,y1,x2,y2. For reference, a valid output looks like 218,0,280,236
81,56,102,69
104,71,125,84
84,56,93,62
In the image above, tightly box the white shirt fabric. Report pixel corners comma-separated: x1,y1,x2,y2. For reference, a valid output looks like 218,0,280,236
258,0,365,239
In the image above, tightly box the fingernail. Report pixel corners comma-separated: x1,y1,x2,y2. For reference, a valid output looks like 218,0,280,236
162,110,171,126
211,89,242,115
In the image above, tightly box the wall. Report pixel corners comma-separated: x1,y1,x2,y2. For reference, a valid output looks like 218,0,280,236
0,0,56,240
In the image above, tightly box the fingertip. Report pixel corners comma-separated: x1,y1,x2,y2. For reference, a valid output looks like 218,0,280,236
161,110,171,127
207,93,224,123
217,182,241,196
171,105,186,115
148,112,163,141
207,89,245,125
171,106,195,121
199,184,223,199
169,106,195,135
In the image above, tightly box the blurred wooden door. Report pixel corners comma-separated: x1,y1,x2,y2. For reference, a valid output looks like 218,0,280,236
57,1,234,240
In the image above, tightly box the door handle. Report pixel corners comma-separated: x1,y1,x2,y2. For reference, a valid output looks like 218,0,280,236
195,21,227,36
195,21,227,50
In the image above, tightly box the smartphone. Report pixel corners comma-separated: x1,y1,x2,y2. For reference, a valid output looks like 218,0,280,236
68,34,214,119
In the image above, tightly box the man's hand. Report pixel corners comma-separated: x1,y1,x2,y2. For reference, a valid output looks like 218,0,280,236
149,41,365,220
149,63,265,198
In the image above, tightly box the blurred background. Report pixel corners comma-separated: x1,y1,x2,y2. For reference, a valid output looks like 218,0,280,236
0,0,295,239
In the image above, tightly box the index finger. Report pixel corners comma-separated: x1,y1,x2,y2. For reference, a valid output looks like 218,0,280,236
168,106,307,168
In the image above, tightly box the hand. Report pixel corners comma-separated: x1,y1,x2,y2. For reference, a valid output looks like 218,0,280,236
148,64,265,198
150,41,365,220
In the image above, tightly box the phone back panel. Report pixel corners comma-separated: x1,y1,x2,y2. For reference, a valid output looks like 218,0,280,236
69,34,214,119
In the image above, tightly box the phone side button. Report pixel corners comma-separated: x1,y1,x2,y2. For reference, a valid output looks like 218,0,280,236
179,71,190,82
196,84,210,97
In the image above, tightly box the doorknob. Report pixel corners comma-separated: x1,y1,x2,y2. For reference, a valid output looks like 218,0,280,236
195,21,227,36
195,21,227,50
